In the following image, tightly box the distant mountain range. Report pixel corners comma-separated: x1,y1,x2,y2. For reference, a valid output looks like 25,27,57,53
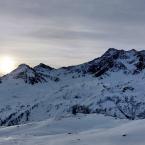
1,48,145,126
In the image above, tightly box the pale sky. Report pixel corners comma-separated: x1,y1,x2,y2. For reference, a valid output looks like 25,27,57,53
0,0,145,71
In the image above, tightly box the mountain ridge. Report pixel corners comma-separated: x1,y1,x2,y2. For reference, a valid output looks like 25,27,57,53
0,48,145,126
1,48,144,76
1,48,145,84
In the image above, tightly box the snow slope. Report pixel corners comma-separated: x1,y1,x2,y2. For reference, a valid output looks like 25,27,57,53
1,48,145,126
0,114,145,145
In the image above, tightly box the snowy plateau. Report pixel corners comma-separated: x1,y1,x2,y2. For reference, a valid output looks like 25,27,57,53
1,48,145,144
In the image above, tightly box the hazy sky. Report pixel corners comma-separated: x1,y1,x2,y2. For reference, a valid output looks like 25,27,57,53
0,0,145,68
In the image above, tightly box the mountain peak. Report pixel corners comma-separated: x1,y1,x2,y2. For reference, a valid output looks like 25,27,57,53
15,64,31,72
104,48,138,56
34,63,53,71
104,48,119,54
107,48,118,52
11,64,32,76
101,48,121,59
17,64,30,69
85,48,145,77
2,63,47,85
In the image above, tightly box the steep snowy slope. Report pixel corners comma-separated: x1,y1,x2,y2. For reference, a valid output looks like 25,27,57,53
0,48,145,126
0,114,145,145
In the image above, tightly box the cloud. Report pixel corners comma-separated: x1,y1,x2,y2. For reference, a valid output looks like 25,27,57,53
0,0,145,68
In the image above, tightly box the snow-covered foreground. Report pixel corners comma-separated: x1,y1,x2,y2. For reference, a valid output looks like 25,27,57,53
0,114,144,145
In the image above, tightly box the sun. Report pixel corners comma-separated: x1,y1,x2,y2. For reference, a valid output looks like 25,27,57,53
0,56,16,74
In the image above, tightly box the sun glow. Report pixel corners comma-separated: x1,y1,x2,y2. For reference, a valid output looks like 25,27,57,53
0,56,16,74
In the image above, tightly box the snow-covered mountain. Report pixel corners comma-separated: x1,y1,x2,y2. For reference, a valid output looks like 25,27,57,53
1,48,145,126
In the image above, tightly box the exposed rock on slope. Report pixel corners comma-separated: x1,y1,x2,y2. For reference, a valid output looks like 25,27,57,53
2,64,47,84
1,48,145,126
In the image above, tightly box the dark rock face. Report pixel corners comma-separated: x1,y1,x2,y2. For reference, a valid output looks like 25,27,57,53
135,54,145,71
87,59,114,77
72,105,91,115
3,64,47,85
0,104,39,126
86,48,145,77
86,48,120,76
15,71,47,85
95,96,145,120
